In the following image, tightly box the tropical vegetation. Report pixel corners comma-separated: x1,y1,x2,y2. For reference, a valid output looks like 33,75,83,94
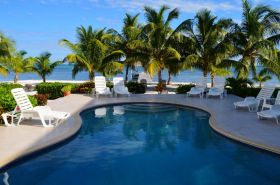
0,0,279,87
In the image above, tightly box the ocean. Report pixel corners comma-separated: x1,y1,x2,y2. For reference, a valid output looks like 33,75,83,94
0,64,279,85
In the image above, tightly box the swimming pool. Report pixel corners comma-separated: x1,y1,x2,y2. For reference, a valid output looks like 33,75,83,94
1,103,280,185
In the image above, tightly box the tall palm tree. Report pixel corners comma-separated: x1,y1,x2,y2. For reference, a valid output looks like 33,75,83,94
252,69,272,87
1,50,34,83
106,13,146,83
176,9,234,87
0,33,14,76
139,5,181,83
228,0,280,79
60,26,121,81
33,52,61,83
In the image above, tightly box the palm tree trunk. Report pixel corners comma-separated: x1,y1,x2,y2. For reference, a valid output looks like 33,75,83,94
14,73,19,84
158,70,162,83
42,74,46,83
89,71,95,82
125,65,129,84
259,82,262,88
167,70,172,85
211,74,215,87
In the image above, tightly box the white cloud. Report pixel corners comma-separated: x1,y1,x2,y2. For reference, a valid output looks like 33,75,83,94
95,0,241,13
38,0,241,13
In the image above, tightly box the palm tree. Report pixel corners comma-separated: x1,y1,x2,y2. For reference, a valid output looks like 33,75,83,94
0,33,14,76
60,26,120,81
176,9,234,87
107,13,145,83
229,0,280,79
33,52,62,82
140,5,181,83
1,50,34,83
252,69,272,87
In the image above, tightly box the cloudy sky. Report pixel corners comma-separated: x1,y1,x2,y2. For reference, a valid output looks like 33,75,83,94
0,0,279,60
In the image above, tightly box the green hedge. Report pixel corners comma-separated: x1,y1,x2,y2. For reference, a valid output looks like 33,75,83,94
36,82,79,99
176,84,195,94
126,82,146,94
227,87,279,98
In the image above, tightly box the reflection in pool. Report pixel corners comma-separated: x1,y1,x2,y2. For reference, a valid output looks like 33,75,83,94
1,103,280,185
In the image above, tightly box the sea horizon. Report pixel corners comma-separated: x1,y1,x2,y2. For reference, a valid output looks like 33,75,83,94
0,64,279,86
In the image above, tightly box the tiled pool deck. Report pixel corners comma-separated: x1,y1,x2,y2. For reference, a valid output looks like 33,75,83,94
1,94,280,168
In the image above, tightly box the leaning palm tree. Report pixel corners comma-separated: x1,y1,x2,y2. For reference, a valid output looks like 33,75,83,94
252,68,272,87
1,50,34,83
33,52,62,82
176,9,235,87
228,0,280,79
60,26,120,81
0,33,15,76
106,13,146,83
139,5,181,83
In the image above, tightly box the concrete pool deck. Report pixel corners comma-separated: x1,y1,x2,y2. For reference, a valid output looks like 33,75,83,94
1,94,280,168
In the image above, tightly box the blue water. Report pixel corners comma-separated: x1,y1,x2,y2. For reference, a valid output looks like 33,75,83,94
1,103,280,185
0,64,279,85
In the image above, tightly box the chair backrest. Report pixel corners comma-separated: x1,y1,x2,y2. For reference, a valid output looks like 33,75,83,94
113,77,125,87
275,91,280,105
196,77,208,88
256,86,275,101
214,77,225,89
94,76,107,91
11,88,33,111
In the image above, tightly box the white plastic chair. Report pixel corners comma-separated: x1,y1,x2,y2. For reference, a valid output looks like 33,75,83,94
262,91,280,110
234,86,275,112
113,77,130,97
257,105,280,124
94,76,112,98
187,77,207,98
11,88,70,127
206,78,225,99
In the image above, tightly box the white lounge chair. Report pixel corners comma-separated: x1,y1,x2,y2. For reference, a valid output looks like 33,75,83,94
187,87,205,98
113,77,130,96
257,105,280,124
206,78,225,99
206,87,224,99
234,86,275,112
262,91,280,110
11,88,70,127
94,76,112,98
187,77,207,98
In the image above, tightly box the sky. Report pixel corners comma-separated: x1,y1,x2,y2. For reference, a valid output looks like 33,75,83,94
0,0,279,61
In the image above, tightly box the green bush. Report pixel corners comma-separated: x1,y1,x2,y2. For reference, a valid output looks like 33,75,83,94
34,94,49,106
36,83,78,99
72,82,95,94
126,82,146,94
176,84,195,94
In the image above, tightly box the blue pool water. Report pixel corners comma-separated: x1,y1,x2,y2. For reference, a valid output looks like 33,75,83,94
1,103,280,185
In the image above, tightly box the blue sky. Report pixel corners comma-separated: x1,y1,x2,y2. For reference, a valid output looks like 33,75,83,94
0,0,279,61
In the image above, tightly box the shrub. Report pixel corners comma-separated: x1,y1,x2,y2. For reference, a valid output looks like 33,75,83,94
106,81,114,89
61,85,72,93
36,83,78,99
72,82,94,94
126,82,146,94
34,94,49,106
176,84,195,94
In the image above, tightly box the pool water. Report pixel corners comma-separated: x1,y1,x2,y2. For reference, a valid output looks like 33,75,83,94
1,103,280,185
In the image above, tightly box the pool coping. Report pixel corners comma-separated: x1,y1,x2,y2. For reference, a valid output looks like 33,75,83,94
1,95,280,170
